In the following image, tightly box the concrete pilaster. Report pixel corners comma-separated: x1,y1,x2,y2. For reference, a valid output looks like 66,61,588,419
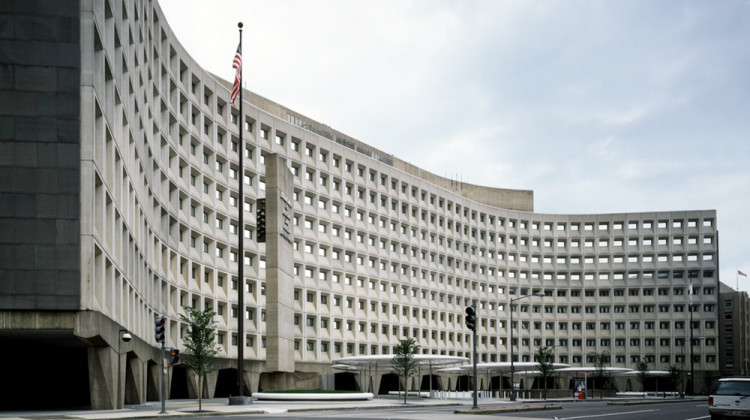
125,354,146,404
360,373,369,393
259,371,318,391
204,371,219,398
184,369,219,398
246,369,260,394
264,154,295,373
147,362,163,402
184,368,198,399
87,346,116,409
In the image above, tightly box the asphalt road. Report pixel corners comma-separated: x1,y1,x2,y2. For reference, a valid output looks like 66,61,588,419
180,400,709,420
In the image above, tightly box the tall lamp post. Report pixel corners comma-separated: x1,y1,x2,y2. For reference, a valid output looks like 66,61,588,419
510,292,544,401
117,329,132,409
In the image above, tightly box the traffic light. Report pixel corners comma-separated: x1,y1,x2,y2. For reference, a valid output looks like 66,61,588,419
465,306,476,331
169,348,180,365
256,198,266,243
154,315,166,343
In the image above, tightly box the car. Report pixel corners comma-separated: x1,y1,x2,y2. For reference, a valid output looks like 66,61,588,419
709,378,750,419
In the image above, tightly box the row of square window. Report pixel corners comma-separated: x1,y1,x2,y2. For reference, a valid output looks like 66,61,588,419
291,181,715,237
178,194,714,264
175,146,714,254
175,158,714,252
292,315,715,332
292,256,715,283
299,241,716,265
182,248,716,301
180,220,718,279
216,335,717,367
177,138,714,251
175,111,716,239
208,284,715,323
293,207,716,254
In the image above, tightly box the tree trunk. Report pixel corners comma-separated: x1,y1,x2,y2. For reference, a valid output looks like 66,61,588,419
198,374,203,412
403,375,407,404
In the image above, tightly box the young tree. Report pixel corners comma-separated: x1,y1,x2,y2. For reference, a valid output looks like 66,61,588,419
179,306,219,412
535,346,555,400
668,363,683,396
392,338,419,404
635,359,650,397
590,350,610,399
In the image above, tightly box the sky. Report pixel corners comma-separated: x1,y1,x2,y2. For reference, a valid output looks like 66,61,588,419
158,0,750,292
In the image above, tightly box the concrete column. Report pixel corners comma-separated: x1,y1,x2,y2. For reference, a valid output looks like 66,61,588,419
184,368,198,399
183,368,218,398
87,346,116,409
245,370,260,394
264,154,295,373
204,371,219,398
117,347,126,409
125,354,146,404
146,362,162,402
353,372,363,392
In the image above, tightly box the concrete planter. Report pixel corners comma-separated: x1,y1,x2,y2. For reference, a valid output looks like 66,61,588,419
253,392,374,401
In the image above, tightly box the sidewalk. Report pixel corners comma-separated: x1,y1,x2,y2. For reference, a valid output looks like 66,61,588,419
0,397,465,420
0,395,703,420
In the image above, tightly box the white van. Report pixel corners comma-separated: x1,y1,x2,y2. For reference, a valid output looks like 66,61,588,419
709,378,750,419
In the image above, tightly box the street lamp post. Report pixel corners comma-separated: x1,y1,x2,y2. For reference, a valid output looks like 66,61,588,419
510,292,544,401
117,329,131,409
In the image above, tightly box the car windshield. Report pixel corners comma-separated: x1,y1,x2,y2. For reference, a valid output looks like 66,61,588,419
715,381,750,396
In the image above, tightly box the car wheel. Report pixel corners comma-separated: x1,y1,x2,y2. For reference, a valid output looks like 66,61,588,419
710,414,722,420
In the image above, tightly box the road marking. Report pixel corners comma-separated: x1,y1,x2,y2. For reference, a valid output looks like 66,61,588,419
682,416,710,420
556,409,658,419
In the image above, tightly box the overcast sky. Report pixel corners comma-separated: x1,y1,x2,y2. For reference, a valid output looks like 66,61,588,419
158,0,750,292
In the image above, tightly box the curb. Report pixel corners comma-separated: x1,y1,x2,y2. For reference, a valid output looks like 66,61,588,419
608,397,707,406
455,404,563,415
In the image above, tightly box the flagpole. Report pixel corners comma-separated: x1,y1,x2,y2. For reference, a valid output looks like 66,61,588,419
236,21,245,399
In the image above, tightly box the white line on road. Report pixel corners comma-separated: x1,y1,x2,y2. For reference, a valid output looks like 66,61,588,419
556,409,658,419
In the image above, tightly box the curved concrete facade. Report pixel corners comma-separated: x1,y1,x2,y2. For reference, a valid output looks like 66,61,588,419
0,0,719,409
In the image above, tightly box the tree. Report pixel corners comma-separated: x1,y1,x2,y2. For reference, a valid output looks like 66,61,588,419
535,346,555,400
635,359,649,397
392,338,419,404
179,306,219,412
590,350,610,399
668,363,683,396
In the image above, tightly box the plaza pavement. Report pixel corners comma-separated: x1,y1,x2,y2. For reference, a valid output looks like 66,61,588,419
0,395,543,419
0,395,701,420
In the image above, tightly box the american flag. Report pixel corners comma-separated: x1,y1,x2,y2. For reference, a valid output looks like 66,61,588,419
739,270,748,277
231,44,242,106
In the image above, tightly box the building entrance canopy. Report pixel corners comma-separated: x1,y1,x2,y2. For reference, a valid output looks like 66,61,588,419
439,362,571,374
332,354,468,371
554,366,634,376
332,355,468,394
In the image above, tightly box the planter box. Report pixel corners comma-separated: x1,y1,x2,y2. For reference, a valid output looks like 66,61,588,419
253,392,374,401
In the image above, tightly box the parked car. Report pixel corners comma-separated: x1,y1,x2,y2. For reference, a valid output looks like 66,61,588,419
709,378,750,419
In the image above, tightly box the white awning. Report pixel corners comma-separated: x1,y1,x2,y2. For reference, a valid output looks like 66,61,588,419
438,362,570,374
332,354,468,372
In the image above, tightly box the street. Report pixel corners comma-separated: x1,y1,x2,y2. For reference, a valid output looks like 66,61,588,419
168,399,708,420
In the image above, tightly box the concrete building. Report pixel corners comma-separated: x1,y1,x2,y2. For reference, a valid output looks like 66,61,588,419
718,285,750,379
0,0,723,409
